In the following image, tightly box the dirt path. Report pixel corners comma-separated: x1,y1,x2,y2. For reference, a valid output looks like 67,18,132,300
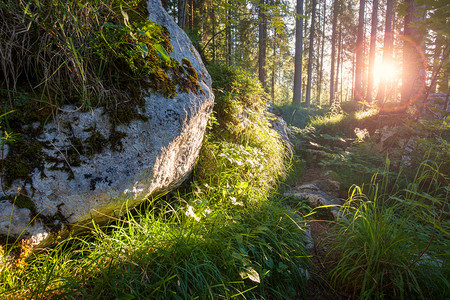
285,166,350,299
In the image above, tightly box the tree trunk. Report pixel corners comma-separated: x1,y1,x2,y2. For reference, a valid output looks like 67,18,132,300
305,0,317,107
340,34,344,102
293,0,304,105
226,3,232,65
211,2,216,63
376,0,393,103
352,54,355,100
317,0,326,105
436,40,449,93
258,0,267,89
366,0,378,102
335,24,342,103
189,0,194,31
178,0,188,28
401,0,426,105
330,0,339,106
271,29,277,103
354,0,366,101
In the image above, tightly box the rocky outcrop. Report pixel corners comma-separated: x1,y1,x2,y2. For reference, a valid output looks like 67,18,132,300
0,0,214,247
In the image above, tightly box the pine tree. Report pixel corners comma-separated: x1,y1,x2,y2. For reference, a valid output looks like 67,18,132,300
258,0,268,89
366,0,378,102
305,0,317,107
354,0,365,102
330,0,339,105
376,0,394,104
293,0,304,105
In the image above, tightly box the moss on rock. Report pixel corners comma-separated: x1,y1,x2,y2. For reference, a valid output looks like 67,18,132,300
0,0,200,128
3,139,44,185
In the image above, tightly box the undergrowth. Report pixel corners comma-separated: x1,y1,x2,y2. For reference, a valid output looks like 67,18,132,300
280,99,449,298
0,196,309,299
273,103,328,129
289,100,449,189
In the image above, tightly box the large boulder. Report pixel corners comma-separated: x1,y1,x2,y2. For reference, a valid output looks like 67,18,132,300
0,0,214,247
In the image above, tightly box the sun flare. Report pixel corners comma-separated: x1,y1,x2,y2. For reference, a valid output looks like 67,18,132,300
373,59,400,84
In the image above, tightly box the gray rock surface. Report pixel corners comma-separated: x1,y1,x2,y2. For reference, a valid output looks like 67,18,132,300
284,179,343,219
269,114,293,150
0,0,214,247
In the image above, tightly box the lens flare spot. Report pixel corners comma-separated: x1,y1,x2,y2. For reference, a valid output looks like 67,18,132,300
374,60,400,84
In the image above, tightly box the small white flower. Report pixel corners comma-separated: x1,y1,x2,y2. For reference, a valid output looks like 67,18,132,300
354,127,370,141
230,196,244,206
202,208,212,217
185,205,200,221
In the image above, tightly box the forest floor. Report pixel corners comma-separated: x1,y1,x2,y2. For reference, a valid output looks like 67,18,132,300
305,220,344,299
284,164,348,299
276,102,449,299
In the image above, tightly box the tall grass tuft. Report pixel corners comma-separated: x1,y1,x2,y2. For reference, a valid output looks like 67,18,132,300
328,158,449,299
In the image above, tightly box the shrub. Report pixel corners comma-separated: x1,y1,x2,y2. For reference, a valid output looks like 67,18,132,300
340,101,360,114
199,63,287,206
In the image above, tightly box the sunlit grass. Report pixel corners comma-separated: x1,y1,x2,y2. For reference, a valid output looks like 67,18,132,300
355,108,379,120
309,113,345,129
0,189,310,298
272,103,328,128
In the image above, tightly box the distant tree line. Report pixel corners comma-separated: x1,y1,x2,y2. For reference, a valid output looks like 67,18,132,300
163,0,448,108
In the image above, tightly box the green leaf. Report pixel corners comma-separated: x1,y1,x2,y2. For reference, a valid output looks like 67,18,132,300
240,267,260,283
154,44,170,62
136,28,146,36
235,181,249,189
137,42,149,58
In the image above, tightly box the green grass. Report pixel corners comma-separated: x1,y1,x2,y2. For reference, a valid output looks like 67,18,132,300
307,108,380,137
273,103,328,129
0,196,310,299
328,159,449,299
277,100,449,298
286,107,386,188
